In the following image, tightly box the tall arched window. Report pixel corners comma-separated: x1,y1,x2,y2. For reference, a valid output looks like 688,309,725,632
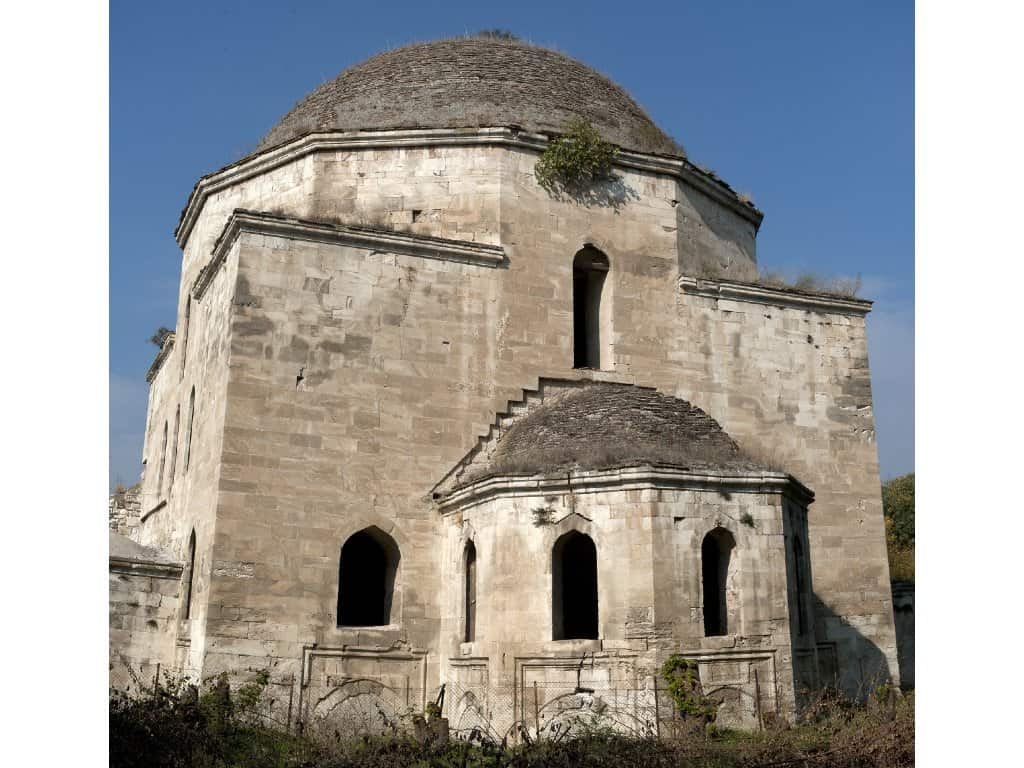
184,529,197,619
184,387,195,472
464,541,477,643
792,535,808,637
702,528,736,637
572,246,610,369
169,405,181,487
179,296,191,380
157,421,168,496
552,531,599,640
337,527,400,627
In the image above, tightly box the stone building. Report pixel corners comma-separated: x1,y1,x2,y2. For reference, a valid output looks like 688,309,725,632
110,37,899,730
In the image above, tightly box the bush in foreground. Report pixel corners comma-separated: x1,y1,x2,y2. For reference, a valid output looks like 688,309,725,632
110,673,913,768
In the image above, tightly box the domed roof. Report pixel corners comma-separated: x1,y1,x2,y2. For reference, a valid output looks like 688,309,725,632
475,382,765,480
257,37,683,157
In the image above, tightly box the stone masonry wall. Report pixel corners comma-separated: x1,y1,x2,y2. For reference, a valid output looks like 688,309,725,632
144,139,897,702
109,560,182,684
438,479,802,729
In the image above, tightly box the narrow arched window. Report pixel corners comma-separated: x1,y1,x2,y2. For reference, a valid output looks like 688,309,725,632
184,529,196,619
552,531,599,640
338,527,400,627
464,541,477,643
179,296,191,380
184,387,195,473
572,247,610,369
169,406,181,487
702,528,736,637
157,421,168,496
792,535,808,637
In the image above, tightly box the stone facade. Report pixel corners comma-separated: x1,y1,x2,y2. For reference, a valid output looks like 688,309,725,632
109,533,183,685
112,39,900,730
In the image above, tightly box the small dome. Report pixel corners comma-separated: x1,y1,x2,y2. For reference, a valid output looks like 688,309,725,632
258,37,682,157
485,382,763,477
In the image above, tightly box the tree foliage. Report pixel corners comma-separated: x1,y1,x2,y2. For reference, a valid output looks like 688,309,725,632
882,472,914,582
882,473,914,549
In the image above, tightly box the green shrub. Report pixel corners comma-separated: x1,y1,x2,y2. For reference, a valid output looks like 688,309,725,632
660,655,717,722
535,120,617,192
110,667,914,768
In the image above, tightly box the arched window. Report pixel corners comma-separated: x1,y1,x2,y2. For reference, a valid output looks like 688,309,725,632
184,387,195,473
552,531,598,640
184,529,196,620
464,541,477,643
337,527,400,627
572,246,610,369
179,296,191,380
169,405,181,487
702,528,736,637
792,535,808,637
157,421,168,496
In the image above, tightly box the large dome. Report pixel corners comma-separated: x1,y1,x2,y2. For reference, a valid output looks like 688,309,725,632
257,37,683,157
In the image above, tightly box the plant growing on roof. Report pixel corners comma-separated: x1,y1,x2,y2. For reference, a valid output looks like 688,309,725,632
535,120,617,192
148,327,173,348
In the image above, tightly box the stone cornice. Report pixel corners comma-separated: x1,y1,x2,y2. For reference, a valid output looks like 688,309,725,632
679,276,873,316
437,464,814,514
194,209,507,301
175,127,764,248
145,334,175,383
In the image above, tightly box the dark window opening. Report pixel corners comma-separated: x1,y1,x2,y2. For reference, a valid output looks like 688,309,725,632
184,387,195,472
184,529,196,620
169,406,181,486
793,535,807,636
180,297,191,380
552,531,599,640
157,421,168,496
464,541,477,643
702,528,736,637
337,527,400,627
572,247,609,369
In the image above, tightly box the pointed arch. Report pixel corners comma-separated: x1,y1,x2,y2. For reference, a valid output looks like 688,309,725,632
337,526,401,627
157,421,168,496
169,405,181,487
179,295,191,380
184,387,196,472
183,529,197,619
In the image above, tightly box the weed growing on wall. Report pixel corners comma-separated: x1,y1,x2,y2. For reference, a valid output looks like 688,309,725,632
535,120,617,192
660,655,717,724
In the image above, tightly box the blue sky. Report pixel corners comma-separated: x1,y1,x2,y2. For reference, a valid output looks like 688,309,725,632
110,0,913,489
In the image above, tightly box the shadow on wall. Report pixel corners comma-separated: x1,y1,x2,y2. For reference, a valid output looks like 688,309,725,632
807,593,896,700
676,184,757,280
542,174,640,211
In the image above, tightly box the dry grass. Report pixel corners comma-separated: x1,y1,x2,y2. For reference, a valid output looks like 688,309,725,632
694,263,863,299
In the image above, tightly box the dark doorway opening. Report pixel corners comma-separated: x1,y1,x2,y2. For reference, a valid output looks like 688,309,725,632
337,527,400,626
552,531,599,640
